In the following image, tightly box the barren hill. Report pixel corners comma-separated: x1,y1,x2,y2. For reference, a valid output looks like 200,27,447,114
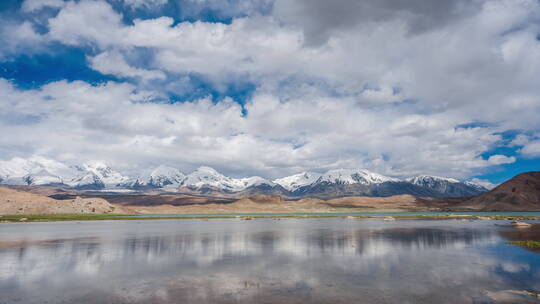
452,171,540,211
0,187,132,215
127,194,423,214
430,171,540,211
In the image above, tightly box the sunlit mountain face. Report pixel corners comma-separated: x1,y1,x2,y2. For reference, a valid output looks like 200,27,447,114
0,0,539,186
1,219,538,303
0,157,487,197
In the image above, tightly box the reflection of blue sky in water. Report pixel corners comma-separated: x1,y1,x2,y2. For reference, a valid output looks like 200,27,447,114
0,219,539,303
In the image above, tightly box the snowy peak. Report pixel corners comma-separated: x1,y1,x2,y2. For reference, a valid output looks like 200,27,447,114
181,166,240,192
81,161,129,186
407,175,460,185
237,176,275,188
150,165,184,178
405,175,488,196
147,165,186,187
182,166,231,187
0,157,128,189
0,156,489,197
317,169,400,185
22,169,64,186
271,170,486,198
181,166,273,192
0,156,74,185
68,173,105,190
69,161,129,188
464,181,490,191
274,172,322,191
126,165,186,188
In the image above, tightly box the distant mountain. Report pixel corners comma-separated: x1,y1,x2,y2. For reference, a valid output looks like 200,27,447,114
280,171,486,199
317,169,400,185
450,171,540,211
289,169,403,198
406,175,487,197
69,161,130,189
274,172,323,191
0,157,129,190
0,156,488,198
0,156,74,186
68,170,105,190
179,166,274,193
122,165,186,189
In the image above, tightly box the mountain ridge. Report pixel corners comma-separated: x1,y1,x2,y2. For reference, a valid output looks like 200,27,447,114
448,171,540,211
0,156,488,198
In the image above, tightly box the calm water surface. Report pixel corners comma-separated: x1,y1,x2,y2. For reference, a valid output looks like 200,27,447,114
0,218,539,303
132,211,540,218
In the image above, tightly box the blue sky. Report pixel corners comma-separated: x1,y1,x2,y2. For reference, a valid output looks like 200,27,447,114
0,0,539,184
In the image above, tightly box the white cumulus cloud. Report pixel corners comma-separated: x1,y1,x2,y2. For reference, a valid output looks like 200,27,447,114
0,0,539,179
89,51,166,81
486,154,516,165
520,140,540,158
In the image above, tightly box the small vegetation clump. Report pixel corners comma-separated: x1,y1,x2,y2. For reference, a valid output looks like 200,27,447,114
507,241,540,249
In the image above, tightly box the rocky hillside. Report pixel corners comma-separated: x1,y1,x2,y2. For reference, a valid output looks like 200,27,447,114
0,187,132,215
451,171,540,211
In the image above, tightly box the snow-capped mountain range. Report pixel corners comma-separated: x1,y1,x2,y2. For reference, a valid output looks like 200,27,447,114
0,156,488,198
122,165,186,189
0,157,130,189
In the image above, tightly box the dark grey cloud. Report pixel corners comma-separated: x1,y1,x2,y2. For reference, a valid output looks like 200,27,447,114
273,0,484,45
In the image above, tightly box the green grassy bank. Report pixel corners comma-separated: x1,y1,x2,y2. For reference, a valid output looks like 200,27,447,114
507,241,540,249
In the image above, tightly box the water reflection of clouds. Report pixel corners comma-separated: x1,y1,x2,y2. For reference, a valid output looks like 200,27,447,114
0,220,538,304
0,226,499,281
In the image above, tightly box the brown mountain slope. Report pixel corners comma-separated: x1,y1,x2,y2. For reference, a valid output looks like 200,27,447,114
326,195,420,209
128,194,425,214
4,172,538,213
453,171,540,211
0,187,133,215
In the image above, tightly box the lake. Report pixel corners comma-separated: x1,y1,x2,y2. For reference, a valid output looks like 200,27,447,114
0,218,539,303
131,211,540,218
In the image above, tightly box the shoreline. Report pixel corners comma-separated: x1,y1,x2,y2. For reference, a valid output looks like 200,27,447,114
1,212,540,223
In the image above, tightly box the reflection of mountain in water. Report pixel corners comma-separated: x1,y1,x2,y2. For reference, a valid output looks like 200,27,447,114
1,221,538,304
307,228,496,257
0,226,496,282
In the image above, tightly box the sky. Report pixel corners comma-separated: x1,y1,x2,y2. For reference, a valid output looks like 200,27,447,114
0,0,540,185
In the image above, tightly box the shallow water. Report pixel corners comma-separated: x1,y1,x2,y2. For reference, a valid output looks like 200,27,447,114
132,211,540,218
0,218,539,303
